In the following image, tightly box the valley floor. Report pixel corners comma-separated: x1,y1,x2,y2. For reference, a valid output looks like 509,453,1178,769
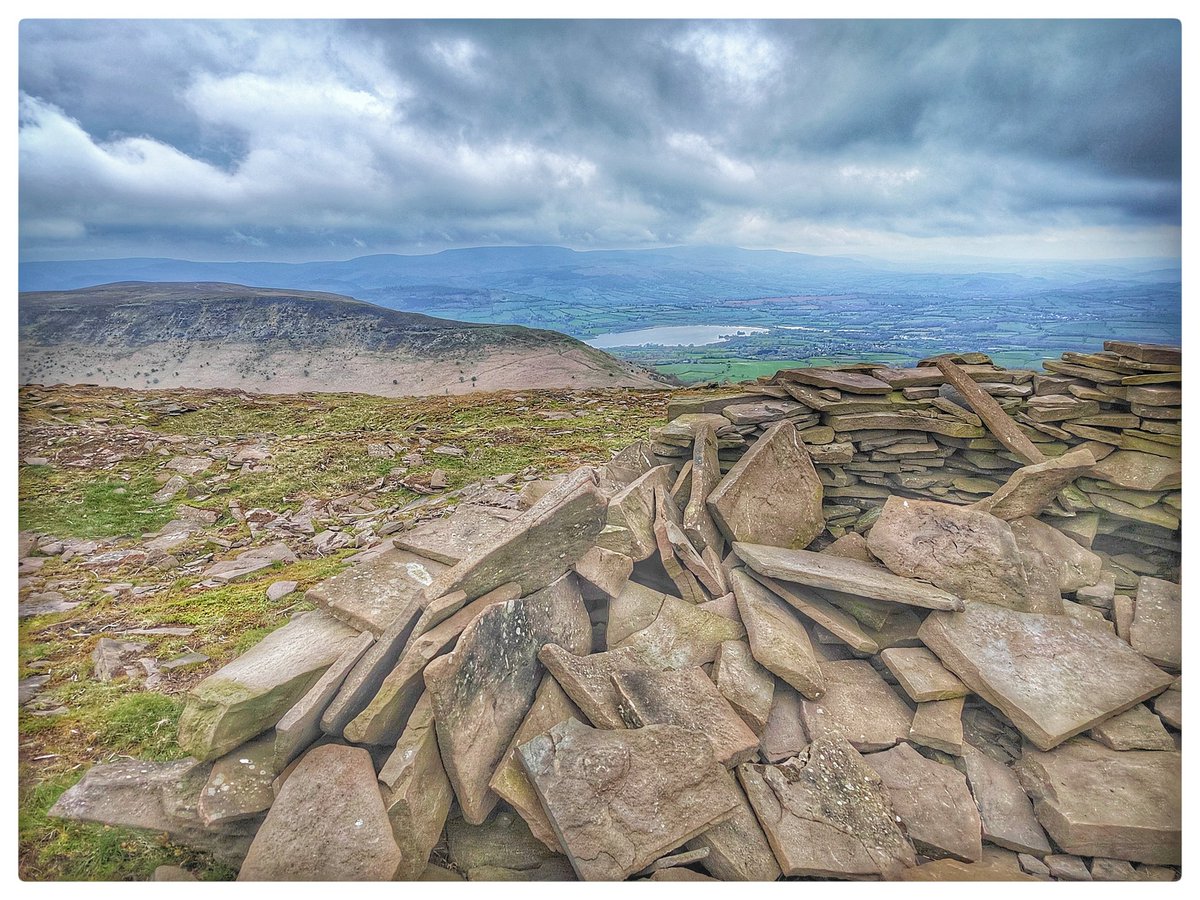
16,383,684,880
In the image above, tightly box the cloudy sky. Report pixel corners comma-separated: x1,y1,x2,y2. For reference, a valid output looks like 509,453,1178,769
18,19,1181,262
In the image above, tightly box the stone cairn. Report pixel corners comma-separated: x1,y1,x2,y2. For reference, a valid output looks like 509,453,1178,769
51,340,1181,882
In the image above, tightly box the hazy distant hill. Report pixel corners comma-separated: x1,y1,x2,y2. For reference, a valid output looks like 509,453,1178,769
18,282,664,395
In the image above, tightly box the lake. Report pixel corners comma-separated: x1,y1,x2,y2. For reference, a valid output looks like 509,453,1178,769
585,324,770,349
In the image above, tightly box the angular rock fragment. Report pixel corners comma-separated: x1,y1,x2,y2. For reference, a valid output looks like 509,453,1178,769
798,660,912,752
393,503,521,565
600,465,674,561
572,546,632,598
1089,703,1176,751
899,846,1037,881
198,731,278,826
307,547,446,635
968,447,1095,519
377,692,454,879
424,573,591,824
177,611,362,762
935,358,1045,463
1010,515,1102,595
865,741,982,862
683,423,724,553
759,682,807,763
711,639,774,732
537,643,657,729
238,744,401,881
684,772,782,882
203,542,297,583
707,420,825,549
909,697,965,755
1090,450,1181,491
920,601,1174,750
880,647,967,701
611,667,761,766
738,734,916,879
518,719,741,881
489,676,582,853
1129,576,1181,669
607,580,744,669
1154,678,1181,729
1016,738,1181,864
731,568,824,698
747,571,880,653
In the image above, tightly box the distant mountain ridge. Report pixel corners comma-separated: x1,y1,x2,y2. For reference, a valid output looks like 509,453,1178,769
19,282,664,395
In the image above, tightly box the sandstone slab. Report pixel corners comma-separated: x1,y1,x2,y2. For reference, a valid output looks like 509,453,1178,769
607,580,745,669
307,547,446,635
424,573,591,824
707,420,825,549
537,643,657,729
518,719,741,881
798,660,912,752
738,734,916,879
393,503,521,565
684,772,782,881
238,744,401,880
759,682,808,763
600,465,674,561
920,601,1174,750
1016,738,1180,864
959,744,1051,855
899,846,1036,881
935,358,1045,463
198,731,278,826
683,423,724,553
572,546,632,598
711,639,774,732
178,610,362,762
1010,515,1102,595
1090,450,1181,491
880,647,967,701
969,447,1095,519
1130,575,1181,669
909,697,966,755
1089,703,1176,751
731,568,824,698
203,542,297,583
747,571,880,653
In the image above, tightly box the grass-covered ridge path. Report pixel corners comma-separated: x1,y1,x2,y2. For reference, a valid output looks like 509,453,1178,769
17,382,691,880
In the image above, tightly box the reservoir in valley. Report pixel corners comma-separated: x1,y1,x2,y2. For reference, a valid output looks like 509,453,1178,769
585,324,770,348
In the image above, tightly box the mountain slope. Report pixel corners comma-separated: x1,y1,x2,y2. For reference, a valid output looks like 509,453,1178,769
19,282,664,395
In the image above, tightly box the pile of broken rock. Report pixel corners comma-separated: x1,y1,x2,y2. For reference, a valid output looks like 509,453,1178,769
51,341,1182,882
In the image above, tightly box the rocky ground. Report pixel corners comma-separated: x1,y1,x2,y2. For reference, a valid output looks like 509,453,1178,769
17,383,671,879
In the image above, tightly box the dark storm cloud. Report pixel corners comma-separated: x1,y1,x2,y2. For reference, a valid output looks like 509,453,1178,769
18,19,1181,260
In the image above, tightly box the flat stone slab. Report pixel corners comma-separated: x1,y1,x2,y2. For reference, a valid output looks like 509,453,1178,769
959,744,1051,855
707,421,825,550
238,744,402,880
422,468,607,603
909,697,965,755
919,601,1174,750
1010,515,1102,595
747,571,880,654
198,732,279,827
899,846,1037,881
798,660,913,752
731,568,824,699
378,692,455,879
1130,576,1180,669
734,542,964,612
880,647,968,701
738,734,916,879
307,548,446,635
445,809,563,877
1089,703,1176,751
601,465,674,561
777,367,893,394
683,423,724,553
572,546,633,598
1090,450,1180,491
178,610,362,761
203,542,298,583
865,742,982,863
393,503,521,565
1154,678,1181,729
607,580,745,669
424,573,591,824
969,448,1096,520
538,643,658,729
612,667,761,766
759,682,807,763
711,639,774,733
489,676,582,853
868,496,1049,613
518,719,741,881
684,771,782,881
1016,738,1181,864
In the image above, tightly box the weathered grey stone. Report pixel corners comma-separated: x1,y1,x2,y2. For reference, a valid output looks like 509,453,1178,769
1045,854,1093,881
1090,450,1181,491
537,643,658,729
868,496,1049,613
879,647,967,702
445,808,560,874
865,741,982,862
197,731,278,827
596,440,659,495
607,579,745,669
731,568,824,699
685,771,781,881
424,573,591,824
1018,853,1051,878
1089,703,1176,751
683,423,724,553
899,846,1036,881
422,467,607,603
746,571,880,653
272,630,373,768
919,601,1174,750
91,637,146,681
909,697,966,755
152,865,198,881
958,745,1052,855
1130,576,1181,669
968,448,1096,519
798,660,912,752
612,667,761,766
759,682,807,763
707,421,825,549
48,758,259,864
571,546,632,598
18,591,81,617
733,541,964,611
519,719,740,881
203,542,297,583
178,611,362,762
266,580,298,602
711,639,774,733
393,503,521,565
378,692,454,879
1016,738,1180,864
779,367,892,394
238,744,401,881
600,465,674,561
344,584,518,745
307,547,446,635
738,734,916,879
489,676,582,853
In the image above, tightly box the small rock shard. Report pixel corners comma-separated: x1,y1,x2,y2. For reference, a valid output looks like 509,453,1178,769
958,744,1051,855
1089,703,1176,751
684,772,782,882
909,696,966,755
